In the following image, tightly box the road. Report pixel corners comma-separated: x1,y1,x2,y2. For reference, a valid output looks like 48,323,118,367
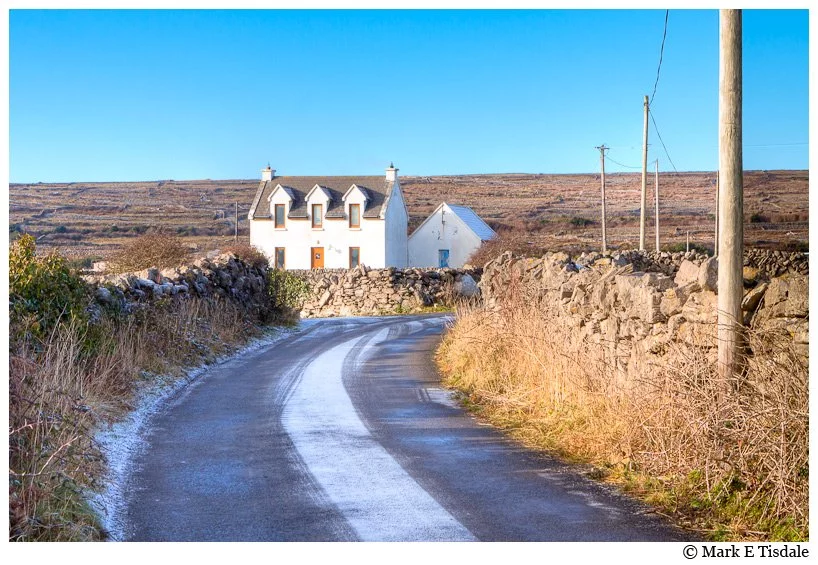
120,314,690,541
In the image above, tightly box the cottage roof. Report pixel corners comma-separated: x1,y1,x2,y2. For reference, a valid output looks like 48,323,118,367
248,176,394,220
409,203,497,242
446,204,497,241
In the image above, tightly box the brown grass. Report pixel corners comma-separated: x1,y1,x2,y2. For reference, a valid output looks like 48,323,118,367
437,288,808,541
9,296,259,541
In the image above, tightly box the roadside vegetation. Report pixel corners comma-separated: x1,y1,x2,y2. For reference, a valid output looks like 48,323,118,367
9,235,280,541
437,286,808,541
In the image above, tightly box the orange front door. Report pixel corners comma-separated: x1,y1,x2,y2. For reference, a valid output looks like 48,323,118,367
311,247,324,269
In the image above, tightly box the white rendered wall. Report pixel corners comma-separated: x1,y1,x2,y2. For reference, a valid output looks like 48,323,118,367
384,180,409,268
250,187,387,269
408,205,483,268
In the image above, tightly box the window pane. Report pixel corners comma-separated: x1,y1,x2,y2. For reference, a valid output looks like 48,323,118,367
275,248,285,269
350,204,360,228
350,247,360,268
275,204,285,227
312,204,322,227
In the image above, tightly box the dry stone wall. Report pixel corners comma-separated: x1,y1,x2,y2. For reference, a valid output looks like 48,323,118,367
82,251,270,317
481,249,808,385
291,264,481,318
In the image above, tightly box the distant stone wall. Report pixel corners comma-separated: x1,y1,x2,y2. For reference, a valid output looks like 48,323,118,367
480,249,808,384
291,264,482,318
744,248,809,278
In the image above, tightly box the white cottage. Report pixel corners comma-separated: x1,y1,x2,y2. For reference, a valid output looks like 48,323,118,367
248,164,408,269
408,203,496,268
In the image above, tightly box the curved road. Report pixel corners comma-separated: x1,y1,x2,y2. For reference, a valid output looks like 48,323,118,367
121,314,689,541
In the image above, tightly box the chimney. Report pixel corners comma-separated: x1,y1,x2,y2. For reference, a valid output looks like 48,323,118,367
385,162,398,182
261,163,275,181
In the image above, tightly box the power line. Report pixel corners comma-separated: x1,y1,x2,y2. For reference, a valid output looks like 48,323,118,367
649,108,678,173
605,154,642,169
650,10,670,106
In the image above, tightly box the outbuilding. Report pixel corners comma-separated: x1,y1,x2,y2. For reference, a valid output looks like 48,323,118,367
408,203,496,268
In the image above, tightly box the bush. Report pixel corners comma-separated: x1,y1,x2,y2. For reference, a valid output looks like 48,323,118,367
107,231,191,273
750,213,769,223
466,231,551,267
569,216,594,227
9,234,90,343
223,242,269,270
664,242,712,254
268,269,310,310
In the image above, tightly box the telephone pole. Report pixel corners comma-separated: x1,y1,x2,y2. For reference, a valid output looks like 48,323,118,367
234,201,239,241
596,144,609,253
718,9,744,382
639,95,650,250
654,160,660,252
714,171,720,256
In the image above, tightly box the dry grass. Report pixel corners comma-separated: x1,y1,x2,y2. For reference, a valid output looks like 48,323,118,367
437,288,808,541
9,296,259,541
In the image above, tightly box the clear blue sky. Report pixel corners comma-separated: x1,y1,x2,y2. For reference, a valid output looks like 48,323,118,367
8,8,810,182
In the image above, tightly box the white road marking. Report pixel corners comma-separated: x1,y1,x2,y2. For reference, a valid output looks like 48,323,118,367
281,326,476,541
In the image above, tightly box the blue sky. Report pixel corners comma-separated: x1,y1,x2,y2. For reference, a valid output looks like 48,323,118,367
8,8,810,182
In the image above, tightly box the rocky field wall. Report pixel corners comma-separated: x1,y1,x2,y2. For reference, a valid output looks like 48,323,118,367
480,248,808,385
289,264,482,318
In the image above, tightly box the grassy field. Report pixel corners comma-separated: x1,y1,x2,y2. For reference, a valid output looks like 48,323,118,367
9,170,808,261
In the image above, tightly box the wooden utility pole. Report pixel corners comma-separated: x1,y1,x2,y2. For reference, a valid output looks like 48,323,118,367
654,160,660,252
234,201,239,241
686,231,690,252
714,171,720,256
718,9,744,382
596,145,609,253
639,95,650,250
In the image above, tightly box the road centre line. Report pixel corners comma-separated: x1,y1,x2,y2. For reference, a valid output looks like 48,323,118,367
280,324,475,542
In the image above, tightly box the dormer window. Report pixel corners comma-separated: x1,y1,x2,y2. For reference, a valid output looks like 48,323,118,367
349,204,361,229
312,204,323,229
274,204,286,228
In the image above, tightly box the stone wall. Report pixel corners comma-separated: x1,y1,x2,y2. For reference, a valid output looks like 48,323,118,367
83,251,270,317
291,264,481,318
480,249,808,384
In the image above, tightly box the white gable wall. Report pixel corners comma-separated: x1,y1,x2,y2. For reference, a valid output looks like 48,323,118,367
408,204,483,268
384,180,409,268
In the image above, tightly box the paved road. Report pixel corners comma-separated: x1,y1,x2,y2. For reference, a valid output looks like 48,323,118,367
122,314,690,541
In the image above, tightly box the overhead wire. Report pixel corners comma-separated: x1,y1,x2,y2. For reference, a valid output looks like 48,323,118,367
604,154,642,169
649,109,678,173
649,10,670,106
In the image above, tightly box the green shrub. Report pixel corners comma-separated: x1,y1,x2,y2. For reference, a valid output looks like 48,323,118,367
268,269,310,310
9,234,90,343
664,242,711,254
569,216,594,227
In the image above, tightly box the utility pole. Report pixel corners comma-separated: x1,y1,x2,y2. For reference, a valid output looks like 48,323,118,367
596,144,609,253
686,231,690,253
714,171,720,256
718,9,744,382
639,95,650,251
234,201,238,241
654,160,660,252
